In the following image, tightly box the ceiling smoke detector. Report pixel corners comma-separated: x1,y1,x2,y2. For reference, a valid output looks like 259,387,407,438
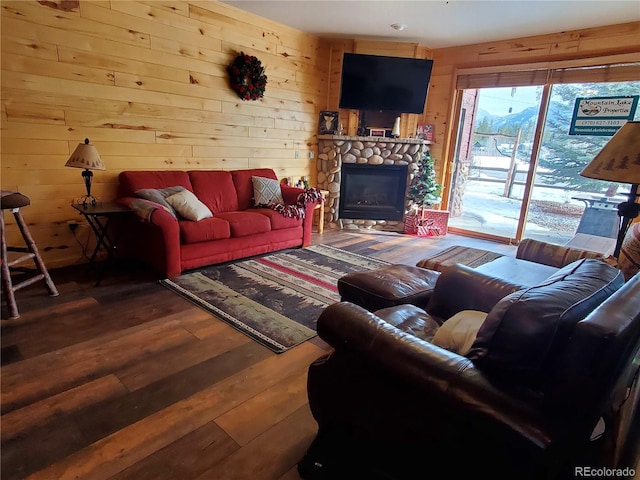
390,23,407,31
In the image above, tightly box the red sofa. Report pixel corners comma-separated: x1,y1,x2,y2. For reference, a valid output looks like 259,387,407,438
116,168,318,278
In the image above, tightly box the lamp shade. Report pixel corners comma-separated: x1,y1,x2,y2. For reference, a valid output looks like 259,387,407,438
65,138,105,171
580,121,640,184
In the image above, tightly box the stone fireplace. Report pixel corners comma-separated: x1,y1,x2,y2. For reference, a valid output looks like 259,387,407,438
317,135,430,232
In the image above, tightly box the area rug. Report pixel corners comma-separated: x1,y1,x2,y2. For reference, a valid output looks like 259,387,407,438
161,245,389,353
416,245,504,272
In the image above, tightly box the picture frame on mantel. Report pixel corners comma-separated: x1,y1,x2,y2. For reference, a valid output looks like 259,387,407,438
416,124,435,142
318,111,339,135
369,128,386,137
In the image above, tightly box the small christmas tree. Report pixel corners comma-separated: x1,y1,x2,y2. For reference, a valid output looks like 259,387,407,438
407,153,442,211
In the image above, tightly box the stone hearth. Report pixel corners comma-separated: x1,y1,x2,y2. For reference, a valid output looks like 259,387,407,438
316,135,430,232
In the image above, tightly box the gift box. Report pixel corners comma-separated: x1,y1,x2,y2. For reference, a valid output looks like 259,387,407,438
404,208,449,237
404,214,419,234
422,208,449,236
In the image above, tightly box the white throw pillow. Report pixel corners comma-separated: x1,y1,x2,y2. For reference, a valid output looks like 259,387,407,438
432,310,488,356
252,176,284,206
165,189,213,221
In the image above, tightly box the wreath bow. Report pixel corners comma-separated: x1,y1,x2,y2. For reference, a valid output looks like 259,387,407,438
227,52,267,101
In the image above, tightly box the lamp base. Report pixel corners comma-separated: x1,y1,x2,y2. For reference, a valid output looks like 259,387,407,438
75,195,99,208
80,168,96,208
614,183,640,259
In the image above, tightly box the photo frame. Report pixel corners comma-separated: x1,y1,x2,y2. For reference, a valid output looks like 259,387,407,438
318,111,339,134
416,124,435,141
368,128,386,137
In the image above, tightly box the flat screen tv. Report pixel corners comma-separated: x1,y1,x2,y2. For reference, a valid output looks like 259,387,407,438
338,53,433,114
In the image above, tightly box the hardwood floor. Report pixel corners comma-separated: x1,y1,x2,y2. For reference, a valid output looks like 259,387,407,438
1,231,519,479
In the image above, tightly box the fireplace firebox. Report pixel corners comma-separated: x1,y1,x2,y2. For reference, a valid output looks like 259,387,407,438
338,164,409,221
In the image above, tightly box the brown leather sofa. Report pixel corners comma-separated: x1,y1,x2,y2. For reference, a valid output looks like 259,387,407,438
299,259,640,480
338,238,607,316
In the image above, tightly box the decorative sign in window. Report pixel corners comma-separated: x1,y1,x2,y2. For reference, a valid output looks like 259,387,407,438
569,96,638,136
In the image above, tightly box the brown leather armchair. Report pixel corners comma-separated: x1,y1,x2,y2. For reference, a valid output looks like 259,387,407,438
299,260,639,480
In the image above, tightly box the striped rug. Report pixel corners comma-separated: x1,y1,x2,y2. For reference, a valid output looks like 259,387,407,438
161,245,389,353
416,245,504,272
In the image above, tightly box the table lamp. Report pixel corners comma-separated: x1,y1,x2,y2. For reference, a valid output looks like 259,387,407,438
65,138,105,207
580,121,640,258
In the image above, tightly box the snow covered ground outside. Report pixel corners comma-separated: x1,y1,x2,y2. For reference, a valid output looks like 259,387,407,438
448,179,609,245
449,152,624,245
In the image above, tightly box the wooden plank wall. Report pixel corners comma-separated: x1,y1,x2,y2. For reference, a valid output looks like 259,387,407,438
1,0,330,268
425,22,640,201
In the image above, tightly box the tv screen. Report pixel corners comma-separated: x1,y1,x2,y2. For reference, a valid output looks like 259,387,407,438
338,53,433,114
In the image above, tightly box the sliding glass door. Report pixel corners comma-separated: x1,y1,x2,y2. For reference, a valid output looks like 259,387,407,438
448,85,543,241
523,81,640,252
447,62,640,249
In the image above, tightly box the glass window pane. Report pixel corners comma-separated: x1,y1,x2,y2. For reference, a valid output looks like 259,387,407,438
523,81,640,252
448,86,542,240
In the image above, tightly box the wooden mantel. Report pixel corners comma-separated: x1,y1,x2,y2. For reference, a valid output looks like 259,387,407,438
318,134,432,145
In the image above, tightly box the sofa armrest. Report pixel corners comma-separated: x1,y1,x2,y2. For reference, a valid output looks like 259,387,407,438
280,184,305,204
315,301,552,447
318,302,468,386
426,264,524,319
280,185,321,246
516,238,603,268
116,196,181,278
118,196,177,227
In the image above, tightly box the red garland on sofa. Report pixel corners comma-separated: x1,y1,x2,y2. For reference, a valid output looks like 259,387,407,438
262,188,324,220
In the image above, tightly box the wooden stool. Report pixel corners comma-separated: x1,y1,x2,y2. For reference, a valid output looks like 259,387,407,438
1,191,59,319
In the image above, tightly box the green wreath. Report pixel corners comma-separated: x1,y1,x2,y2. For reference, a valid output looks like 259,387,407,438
227,52,267,101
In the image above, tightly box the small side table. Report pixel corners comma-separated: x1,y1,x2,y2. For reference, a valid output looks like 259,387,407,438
313,190,329,234
71,202,131,285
